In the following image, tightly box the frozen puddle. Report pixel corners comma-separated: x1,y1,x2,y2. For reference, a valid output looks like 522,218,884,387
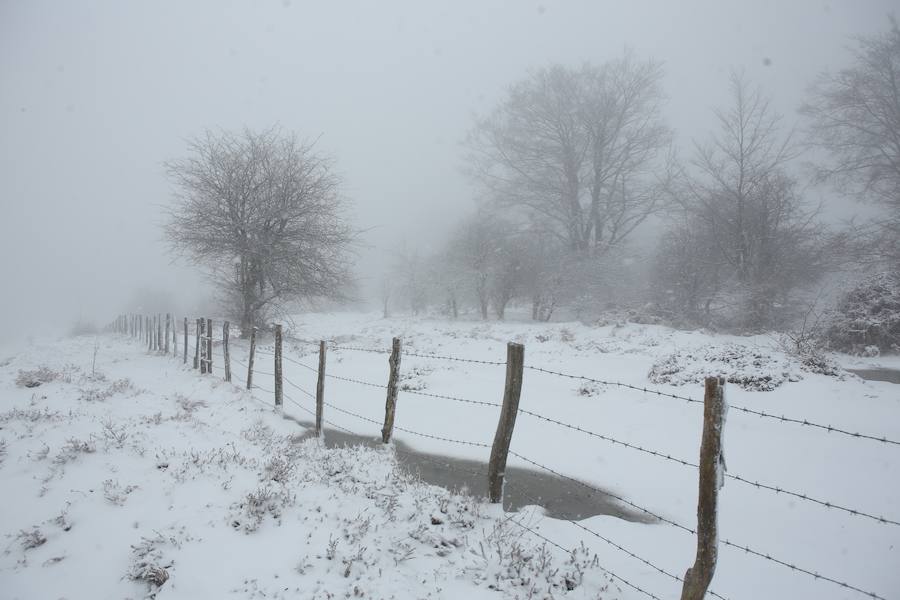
849,368,900,384
283,414,653,523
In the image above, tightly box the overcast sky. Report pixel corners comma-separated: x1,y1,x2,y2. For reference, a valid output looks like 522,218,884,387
0,0,894,342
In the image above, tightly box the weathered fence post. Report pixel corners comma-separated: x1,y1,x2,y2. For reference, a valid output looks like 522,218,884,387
274,324,283,408
247,326,257,390
316,340,326,437
194,318,201,370
164,314,171,354
381,337,402,443
680,376,727,600
206,318,213,374
198,318,206,374
223,321,231,383
488,342,525,504
183,317,188,364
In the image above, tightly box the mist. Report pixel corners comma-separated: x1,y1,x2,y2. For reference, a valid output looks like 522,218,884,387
0,0,894,343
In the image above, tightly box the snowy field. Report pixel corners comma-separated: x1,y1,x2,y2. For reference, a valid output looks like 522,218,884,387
1,312,898,599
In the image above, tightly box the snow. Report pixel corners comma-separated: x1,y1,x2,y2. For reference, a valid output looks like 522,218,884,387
1,312,898,600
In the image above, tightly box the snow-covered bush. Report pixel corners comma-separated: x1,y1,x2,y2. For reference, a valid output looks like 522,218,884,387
17,528,47,550
15,366,60,388
825,271,900,354
649,344,802,391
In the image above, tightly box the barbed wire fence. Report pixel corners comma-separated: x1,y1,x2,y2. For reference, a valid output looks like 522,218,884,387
108,313,896,600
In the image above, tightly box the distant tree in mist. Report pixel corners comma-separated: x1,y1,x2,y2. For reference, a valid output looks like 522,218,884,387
662,73,827,330
164,128,355,335
390,243,428,316
466,53,673,258
435,214,494,319
802,18,900,266
651,218,722,325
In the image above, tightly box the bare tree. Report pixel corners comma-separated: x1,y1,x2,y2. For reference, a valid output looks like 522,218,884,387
466,53,673,257
651,218,722,326
389,242,428,316
165,127,355,335
802,18,900,265
677,73,827,330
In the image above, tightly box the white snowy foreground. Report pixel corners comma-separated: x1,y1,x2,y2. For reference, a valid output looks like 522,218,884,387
1,312,898,600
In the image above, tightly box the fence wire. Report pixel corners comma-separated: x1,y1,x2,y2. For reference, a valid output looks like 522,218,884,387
526,364,900,447
507,451,889,600
125,323,898,600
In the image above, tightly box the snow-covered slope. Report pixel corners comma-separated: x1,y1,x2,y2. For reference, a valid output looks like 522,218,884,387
1,313,898,600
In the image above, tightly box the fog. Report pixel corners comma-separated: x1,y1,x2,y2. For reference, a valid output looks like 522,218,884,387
0,0,893,342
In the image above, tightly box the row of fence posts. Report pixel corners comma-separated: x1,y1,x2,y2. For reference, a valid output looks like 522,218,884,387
111,314,725,600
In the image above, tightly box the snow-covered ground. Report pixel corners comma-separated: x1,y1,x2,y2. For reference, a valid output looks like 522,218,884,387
1,312,898,599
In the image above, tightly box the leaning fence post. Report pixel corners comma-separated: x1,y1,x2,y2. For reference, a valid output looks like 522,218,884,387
183,317,188,364
206,318,213,374
488,342,525,504
680,376,727,600
274,324,283,408
381,337,402,443
194,318,201,370
247,326,257,390
223,321,231,383
316,340,326,437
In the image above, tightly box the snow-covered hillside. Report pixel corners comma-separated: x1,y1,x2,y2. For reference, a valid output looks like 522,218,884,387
1,313,898,599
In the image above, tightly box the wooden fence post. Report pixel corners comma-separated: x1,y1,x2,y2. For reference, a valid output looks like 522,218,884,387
488,342,525,503
247,326,257,390
194,318,201,369
680,376,727,600
198,318,206,373
223,321,231,382
206,318,213,374
183,317,188,364
316,340,326,437
274,324,283,408
381,337,402,443
164,314,171,354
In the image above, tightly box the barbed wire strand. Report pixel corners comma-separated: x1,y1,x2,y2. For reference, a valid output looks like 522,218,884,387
282,354,319,373
318,399,491,449
505,516,666,600
508,451,889,600
332,344,507,366
400,388,501,408
525,364,900,447
723,471,899,527
324,372,388,389
525,364,705,404
250,338,900,446
509,484,731,600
